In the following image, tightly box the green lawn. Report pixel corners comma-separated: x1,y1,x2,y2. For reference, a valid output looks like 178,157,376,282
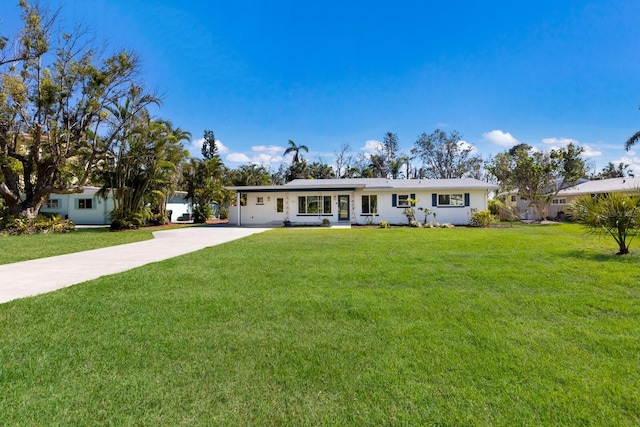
1,224,639,425
0,227,156,264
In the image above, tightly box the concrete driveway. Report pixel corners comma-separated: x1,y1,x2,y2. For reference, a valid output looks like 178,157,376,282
0,226,269,304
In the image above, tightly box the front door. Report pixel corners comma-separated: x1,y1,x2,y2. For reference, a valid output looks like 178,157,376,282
338,195,350,221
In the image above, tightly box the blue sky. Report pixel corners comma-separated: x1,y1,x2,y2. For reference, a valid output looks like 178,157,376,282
3,1,640,174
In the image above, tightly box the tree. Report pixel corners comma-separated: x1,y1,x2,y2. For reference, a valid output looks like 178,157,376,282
568,191,640,255
307,162,336,179
334,143,354,178
97,108,189,228
382,132,400,165
488,143,587,220
414,129,483,179
183,156,226,223
0,2,149,221
283,140,308,165
228,164,271,186
202,129,217,160
591,162,634,179
624,105,640,151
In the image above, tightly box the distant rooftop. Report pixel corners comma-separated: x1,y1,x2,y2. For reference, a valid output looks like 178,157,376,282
558,177,640,195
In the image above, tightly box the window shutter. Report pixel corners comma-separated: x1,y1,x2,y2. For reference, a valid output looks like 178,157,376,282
410,193,416,206
432,193,437,207
464,193,470,207
392,194,397,207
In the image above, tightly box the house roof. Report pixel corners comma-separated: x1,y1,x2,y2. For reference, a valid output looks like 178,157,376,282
227,178,498,193
557,177,640,196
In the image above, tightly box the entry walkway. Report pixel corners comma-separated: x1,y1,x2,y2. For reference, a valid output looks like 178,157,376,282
0,226,269,304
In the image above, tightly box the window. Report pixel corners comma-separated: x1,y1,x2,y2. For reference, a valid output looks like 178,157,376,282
298,195,332,215
276,198,284,213
45,198,59,209
438,193,464,206
256,196,264,205
240,193,247,206
510,195,517,203
398,195,410,207
552,198,567,205
78,198,93,209
362,195,378,215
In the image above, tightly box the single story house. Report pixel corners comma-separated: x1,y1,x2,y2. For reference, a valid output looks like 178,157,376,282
226,178,498,226
550,177,640,217
40,187,192,225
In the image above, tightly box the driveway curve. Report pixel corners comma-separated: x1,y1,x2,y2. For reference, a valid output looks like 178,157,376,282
0,226,269,304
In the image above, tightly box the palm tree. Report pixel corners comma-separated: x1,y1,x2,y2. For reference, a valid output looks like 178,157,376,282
568,191,640,255
625,106,640,150
283,140,309,165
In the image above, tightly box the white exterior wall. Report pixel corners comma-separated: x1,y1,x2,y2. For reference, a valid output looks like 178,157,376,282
41,191,113,225
230,188,490,226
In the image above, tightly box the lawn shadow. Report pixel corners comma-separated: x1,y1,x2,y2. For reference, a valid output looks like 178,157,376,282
563,249,638,263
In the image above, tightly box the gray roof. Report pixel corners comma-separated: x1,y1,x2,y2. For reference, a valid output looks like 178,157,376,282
227,178,498,192
557,177,640,196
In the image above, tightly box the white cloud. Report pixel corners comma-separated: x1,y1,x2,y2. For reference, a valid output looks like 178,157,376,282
226,153,251,163
188,138,228,155
613,156,640,176
251,145,285,155
582,144,602,157
542,137,578,146
216,140,229,154
482,130,519,147
361,140,384,157
458,140,478,154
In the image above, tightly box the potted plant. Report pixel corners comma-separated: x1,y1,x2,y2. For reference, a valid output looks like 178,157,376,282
283,218,291,227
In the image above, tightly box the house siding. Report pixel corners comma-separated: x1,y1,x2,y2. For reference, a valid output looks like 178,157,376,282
230,186,491,226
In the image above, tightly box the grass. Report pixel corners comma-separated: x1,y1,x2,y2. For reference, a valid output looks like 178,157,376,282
1,224,639,425
0,227,156,264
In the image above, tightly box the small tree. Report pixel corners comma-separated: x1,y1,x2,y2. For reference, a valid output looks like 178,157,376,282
567,191,640,255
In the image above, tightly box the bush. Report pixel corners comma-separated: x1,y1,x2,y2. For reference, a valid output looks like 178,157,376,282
470,210,493,227
379,220,389,228
218,207,229,220
0,214,74,235
488,199,503,216
193,204,212,224
109,208,147,231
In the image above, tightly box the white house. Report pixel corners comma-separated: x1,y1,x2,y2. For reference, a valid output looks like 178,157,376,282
500,177,640,220
550,177,640,218
40,188,193,225
40,187,114,225
226,178,498,226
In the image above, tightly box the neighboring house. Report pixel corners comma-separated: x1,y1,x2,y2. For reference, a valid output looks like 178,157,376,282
40,187,192,225
500,178,590,220
550,177,640,218
166,191,192,222
226,178,498,226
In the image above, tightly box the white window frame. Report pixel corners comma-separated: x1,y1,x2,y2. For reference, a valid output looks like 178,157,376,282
45,198,60,209
397,194,410,207
362,195,378,215
298,195,332,215
256,196,264,205
438,193,464,207
552,198,567,205
276,198,284,213
78,198,93,209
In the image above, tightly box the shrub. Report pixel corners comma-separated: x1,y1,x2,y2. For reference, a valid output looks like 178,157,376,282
488,199,503,216
218,207,229,220
321,218,330,226
193,204,212,224
379,220,389,229
0,214,74,235
470,210,494,227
